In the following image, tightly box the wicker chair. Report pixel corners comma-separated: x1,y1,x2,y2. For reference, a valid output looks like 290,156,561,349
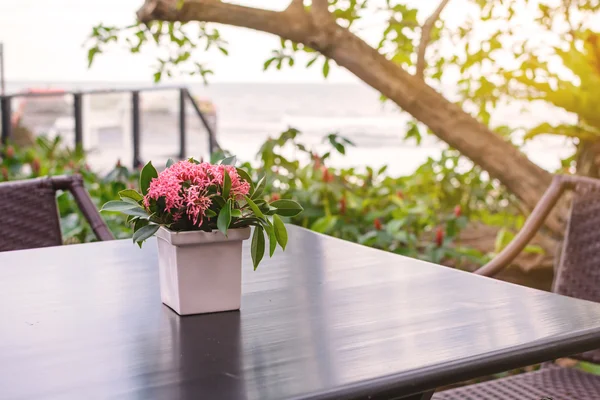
0,175,113,252
433,174,600,399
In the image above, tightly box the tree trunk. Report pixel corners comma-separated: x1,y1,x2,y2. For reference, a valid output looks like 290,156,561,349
576,140,600,178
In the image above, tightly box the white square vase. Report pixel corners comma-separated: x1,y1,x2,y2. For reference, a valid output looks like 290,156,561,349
156,226,251,316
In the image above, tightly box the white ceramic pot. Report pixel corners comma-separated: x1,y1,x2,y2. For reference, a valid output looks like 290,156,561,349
156,226,251,316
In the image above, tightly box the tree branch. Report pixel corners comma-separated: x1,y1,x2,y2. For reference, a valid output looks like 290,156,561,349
137,0,312,43
416,0,451,79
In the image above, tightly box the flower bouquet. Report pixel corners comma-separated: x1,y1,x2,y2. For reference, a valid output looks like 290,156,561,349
102,156,303,315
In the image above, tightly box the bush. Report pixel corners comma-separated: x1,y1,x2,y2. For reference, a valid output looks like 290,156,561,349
233,129,520,268
1,132,522,269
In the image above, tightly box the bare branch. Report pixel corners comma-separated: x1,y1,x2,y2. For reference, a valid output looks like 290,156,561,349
137,0,312,43
416,0,451,79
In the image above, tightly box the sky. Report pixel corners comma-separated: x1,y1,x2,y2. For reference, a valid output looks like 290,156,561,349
0,0,448,84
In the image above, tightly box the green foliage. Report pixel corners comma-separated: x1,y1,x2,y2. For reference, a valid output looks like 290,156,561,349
86,21,225,83
237,129,522,268
1,131,527,270
85,1,421,81
423,1,600,170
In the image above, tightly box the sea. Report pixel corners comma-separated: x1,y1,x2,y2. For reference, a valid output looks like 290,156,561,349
4,81,575,176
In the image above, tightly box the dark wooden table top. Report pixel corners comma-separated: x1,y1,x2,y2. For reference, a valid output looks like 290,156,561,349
2,226,600,400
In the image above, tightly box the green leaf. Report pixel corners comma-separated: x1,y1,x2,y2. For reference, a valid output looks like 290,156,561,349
223,169,231,199
119,189,143,202
323,59,331,78
219,155,237,166
271,199,303,217
134,218,149,232
120,196,140,206
132,224,160,244
252,176,266,199
253,199,267,208
494,228,513,253
251,226,266,270
140,161,158,196
273,214,288,250
333,142,345,154
166,158,175,168
217,199,232,235
263,57,276,71
265,221,277,257
212,196,226,208
236,168,254,192
307,56,318,68
328,134,346,154
121,207,151,218
524,244,545,255
244,196,266,219
87,46,101,68
101,200,138,212
231,209,242,218
311,216,338,233
206,209,217,218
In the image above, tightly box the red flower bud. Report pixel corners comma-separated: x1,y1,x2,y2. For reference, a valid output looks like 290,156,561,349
313,153,321,170
271,193,281,202
116,159,122,168
84,163,91,171
397,190,404,199
435,226,444,247
1,166,8,180
374,218,382,231
5,146,14,159
454,205,462,217
31,158,41,175
339,197,346,215
321,167,334,183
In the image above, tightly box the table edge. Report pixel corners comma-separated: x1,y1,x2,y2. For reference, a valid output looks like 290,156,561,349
294,326,600,400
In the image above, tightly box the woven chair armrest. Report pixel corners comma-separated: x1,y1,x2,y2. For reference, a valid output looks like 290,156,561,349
51,175,115,242
475,176,567,277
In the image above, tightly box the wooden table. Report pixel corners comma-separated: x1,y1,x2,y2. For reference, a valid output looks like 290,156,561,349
2,226,600,400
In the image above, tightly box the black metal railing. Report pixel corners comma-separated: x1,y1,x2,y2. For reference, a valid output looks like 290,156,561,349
0,86,220,168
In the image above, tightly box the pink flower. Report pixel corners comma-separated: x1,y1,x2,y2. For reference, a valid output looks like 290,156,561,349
212,165,251,199
184,185,213,226
142,160,251,227
144,171,184,210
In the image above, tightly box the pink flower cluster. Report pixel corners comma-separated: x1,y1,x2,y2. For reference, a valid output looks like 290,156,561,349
143,161,251,226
